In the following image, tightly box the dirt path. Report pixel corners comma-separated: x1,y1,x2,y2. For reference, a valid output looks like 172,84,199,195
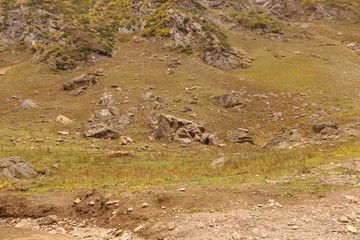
0,226,72,240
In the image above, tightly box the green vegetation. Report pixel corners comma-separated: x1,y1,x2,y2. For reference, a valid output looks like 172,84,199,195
0,134,359,192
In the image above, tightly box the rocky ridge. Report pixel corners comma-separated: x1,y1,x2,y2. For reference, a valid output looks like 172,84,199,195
0,0,358,70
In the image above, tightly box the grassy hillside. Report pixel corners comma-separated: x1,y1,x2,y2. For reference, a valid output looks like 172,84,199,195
0,0,359,192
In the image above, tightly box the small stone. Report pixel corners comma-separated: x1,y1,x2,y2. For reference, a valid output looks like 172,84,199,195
166,68,174,75
340,216,350,223
346,225,357,233
347,212,357,221
292,225,299,230
168,224,176,230
89,201,95,206
178,188,186,192
57,131,70,135
133,224,145,233
114,229,123,236
14,222,27,229
106,200,119,205
232,231,241,240
141,202,150,208
128,207,134,212
73,198,82,204
190,86,201,91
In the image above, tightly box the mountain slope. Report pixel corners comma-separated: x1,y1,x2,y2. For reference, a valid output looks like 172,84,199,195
0,0,358,70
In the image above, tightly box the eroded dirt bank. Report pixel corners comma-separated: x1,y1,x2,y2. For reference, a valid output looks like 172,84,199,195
0,159,359,240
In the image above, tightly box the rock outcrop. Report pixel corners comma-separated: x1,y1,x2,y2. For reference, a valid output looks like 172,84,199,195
155,114,219,145
83,107,130,139
225,128,254,144
1,0,357,70
0,157,37,182
63,74,92,91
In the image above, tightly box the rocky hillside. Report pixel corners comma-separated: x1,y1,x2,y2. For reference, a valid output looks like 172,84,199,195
0,0,358,70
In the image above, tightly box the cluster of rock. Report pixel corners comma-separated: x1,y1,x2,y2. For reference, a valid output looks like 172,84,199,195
210,93,242,108
345,41,360,55
162,9,253,70
83,106,131,140
0,157,37,182
20,99,40,110
263,120,360,150
203,47,253,70
225,128,254,144
250,0,351,19
154,114,219,145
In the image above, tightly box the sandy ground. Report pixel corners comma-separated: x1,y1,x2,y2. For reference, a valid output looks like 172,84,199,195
0,226,72,240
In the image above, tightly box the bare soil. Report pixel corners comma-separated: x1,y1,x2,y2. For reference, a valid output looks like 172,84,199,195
0,159,359,239
0,226,72,240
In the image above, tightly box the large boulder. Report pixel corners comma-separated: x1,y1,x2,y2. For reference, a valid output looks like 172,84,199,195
83,125,119,139
84,107,131,139
155,114,216,145
63,74,92,91
0,157,37,182
21,99,39,110
210,93,242,108
225,128,254,144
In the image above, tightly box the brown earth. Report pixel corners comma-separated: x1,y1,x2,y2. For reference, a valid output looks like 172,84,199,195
0,226,72,240
0,159,359,239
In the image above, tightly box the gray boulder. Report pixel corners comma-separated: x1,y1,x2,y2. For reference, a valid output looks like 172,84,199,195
210,93,242,108
21,99,39,110
63,74,92,91
83,125,119,139
84,107,131,139
225,128,254,144
0,157,37,182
